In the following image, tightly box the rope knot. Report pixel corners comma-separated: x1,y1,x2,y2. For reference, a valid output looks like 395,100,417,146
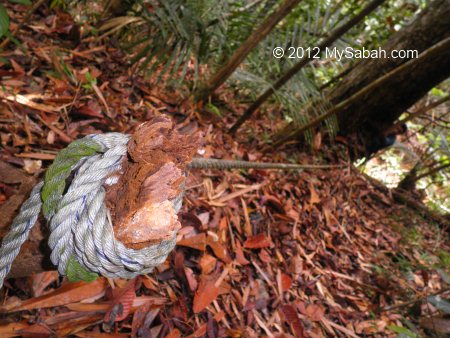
0,118,200,287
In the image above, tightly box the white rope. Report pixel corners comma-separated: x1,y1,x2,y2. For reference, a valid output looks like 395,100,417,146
0,133,181,288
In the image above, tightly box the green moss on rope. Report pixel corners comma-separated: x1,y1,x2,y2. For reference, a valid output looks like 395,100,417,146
41,139,101,217
66,256,98,282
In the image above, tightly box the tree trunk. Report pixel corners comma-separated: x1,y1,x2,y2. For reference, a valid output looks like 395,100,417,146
393,95,449,129
398,161,450,191
229,0,386,134
274,0,450,148
195,0,302,102
273,36,450,146
333,0,450,134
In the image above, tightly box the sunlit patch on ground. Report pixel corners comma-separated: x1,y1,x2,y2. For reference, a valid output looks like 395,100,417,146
360,145,418,188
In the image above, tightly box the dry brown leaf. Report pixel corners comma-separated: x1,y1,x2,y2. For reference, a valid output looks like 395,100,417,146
65,296,166,312
187,311,225,338
1,279,107,312
15,324,52,338
280,304,306,337
0,321,32,338
104,278,137,323
280,272,293,292
15,153,56,160
76,332,129,338
235,241,250,265
206,235,232,263
29,271,60,297
309,184,321,205
164,329,181,338
193,268,229,314
131,301,159,337
304,304,325,322
199,254,217,274
243,233,272,249
177,233,206,251
193,279,220,314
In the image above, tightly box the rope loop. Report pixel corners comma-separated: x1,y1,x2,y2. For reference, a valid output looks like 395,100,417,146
0,133,179,287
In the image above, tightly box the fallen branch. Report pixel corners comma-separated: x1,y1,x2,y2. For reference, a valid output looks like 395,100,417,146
380,287,450,312
360,169,449,229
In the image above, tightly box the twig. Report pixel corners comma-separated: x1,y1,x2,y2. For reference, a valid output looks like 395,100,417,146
380,288,450,312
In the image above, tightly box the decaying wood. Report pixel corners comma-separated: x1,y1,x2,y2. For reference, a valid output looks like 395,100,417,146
106,117,200,249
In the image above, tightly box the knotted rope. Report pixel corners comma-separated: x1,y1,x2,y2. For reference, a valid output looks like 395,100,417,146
0,133,179,288
0,126,342,289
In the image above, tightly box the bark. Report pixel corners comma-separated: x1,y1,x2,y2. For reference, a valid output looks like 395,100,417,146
272,0,450,148
332,0,450,133
195,0,302,102
398,161,450,191
393,95,449,128
105,117,199,249
229,0,386,134
273,36,450,146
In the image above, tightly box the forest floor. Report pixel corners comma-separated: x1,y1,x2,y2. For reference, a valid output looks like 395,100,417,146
0,5,449,338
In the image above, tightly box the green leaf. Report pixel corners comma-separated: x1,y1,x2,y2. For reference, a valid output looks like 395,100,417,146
427,295,450,314
387,325,418,338
66,256,98,282
8,0,32,5
0,3,10,39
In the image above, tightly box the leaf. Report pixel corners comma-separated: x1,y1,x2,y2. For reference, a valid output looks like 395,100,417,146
0,162,28,184
65,296,166,312
66,256,98,283
304,304,325,322
280,272,293,292
16,323,52,338
30,271,60,297
164,329,181,338
243,233,272,249
192,269,231,315
177,233,206,251
199,254,217,274
388,325,419,337
309,184,321,205
280,304,306,337
184,267,198,291
427,295,450,314
104,278,137,323
0,321,31,338
193,279,220,314
206,236,232,263
1,279,107,312
234,241,250,265
189,311,225,337
131,301,159,337
8,0,32,5
0,4,9,39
